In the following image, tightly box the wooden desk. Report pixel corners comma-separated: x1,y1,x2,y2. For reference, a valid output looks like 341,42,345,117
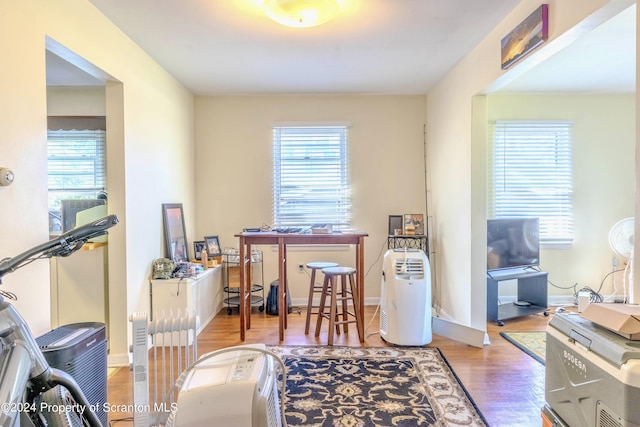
235,231,368,341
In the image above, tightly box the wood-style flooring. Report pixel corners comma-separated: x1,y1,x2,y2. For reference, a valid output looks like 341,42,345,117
106,305,555,427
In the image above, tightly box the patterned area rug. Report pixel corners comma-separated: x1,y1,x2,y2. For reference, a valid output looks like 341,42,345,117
267,346,487,427
499,331,546,365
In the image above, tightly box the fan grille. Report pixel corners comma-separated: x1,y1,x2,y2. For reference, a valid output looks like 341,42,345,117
609,217,634,259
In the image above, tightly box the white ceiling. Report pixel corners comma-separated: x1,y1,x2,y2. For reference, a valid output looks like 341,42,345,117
47,1,635,95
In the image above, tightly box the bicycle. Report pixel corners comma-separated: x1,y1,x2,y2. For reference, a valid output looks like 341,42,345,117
0,214,119,427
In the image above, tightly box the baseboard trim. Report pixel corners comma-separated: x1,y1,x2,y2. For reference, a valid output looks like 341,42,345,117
108,353,129,367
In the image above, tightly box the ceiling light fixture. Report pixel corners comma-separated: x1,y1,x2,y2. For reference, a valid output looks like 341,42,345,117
262,0,341,28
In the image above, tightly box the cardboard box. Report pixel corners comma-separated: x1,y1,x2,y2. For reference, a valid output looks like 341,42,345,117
580,303,640,340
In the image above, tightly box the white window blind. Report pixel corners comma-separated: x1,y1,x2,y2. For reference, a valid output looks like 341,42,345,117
488,120,573,245
47,128,107,209
272,124,351,230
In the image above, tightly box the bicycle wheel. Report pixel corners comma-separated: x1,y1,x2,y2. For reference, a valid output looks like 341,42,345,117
40,385,88,427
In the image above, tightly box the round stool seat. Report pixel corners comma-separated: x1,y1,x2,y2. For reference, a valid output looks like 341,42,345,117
307,261,339,269
322,266,357,276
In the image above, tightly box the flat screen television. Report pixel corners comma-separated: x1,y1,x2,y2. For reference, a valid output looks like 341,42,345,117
487,217,540,271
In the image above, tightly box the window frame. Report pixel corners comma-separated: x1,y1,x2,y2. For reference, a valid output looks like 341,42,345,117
47,118,107,233
272,122,351,231
488,120,574,248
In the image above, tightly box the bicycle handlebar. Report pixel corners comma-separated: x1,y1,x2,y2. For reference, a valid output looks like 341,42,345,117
0,214,119,280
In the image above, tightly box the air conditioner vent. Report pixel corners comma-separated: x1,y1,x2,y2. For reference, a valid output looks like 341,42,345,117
596,401,623,427
394,258,424,276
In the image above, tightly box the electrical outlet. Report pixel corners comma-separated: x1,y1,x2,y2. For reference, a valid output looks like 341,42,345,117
298,264,304,272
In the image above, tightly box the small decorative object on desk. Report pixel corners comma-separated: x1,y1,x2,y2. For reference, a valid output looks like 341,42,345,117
201,249,208,270
311,223,332,234
404,214,424,235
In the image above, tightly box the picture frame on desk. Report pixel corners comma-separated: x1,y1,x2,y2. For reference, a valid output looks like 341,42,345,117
193,241,206,260
404,214,424,236
388,215,403,236
204,235,222,257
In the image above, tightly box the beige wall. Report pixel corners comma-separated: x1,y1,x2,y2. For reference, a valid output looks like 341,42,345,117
194,95,427,304
3,0,637,357
488,94,635,300
47,86,105,116
0,0,194,364
426,0,634,328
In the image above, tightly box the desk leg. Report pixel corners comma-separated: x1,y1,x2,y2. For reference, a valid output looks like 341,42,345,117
245,243,252,331
278,238,286,341
357,236,365,342
239,237,246,341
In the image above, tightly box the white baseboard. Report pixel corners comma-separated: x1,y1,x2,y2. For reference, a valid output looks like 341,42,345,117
108,353,130,367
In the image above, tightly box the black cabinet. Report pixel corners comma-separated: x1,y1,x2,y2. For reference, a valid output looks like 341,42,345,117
487,269,549,326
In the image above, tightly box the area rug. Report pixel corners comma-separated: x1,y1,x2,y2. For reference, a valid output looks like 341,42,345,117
499,331,546,365
267,345,487,427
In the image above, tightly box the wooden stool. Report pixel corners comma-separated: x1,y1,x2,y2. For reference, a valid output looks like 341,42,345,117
304,262,339,334
314,266,364,345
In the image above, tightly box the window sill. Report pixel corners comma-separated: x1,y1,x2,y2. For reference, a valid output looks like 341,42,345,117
541,241,573,250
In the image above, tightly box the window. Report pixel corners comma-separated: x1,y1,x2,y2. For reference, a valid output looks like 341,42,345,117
272,123,351,230
47,117,106,232
488,120,573,246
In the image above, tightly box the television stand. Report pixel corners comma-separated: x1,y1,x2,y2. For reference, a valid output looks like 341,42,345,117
487,268,549,326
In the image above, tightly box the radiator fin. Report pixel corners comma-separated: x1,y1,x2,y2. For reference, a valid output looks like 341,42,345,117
130,310,198,427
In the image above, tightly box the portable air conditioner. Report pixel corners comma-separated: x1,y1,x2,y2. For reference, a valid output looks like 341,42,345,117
168,344,281,427
380,248,432,346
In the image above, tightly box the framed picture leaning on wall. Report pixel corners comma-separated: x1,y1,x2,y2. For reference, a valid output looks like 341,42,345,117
404,214,424,236
204,235,222,257
193,240,206,260
162,203,189,263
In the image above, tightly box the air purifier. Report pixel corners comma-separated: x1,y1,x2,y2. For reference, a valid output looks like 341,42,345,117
380,248,432,346
36,322,108,427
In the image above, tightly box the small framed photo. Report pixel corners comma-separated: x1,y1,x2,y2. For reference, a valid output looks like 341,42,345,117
193,241,206,260
204,235,222,257
404,214,425,236
388,215,403,236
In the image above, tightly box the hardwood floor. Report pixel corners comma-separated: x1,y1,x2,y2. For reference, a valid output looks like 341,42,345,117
107,305,555,426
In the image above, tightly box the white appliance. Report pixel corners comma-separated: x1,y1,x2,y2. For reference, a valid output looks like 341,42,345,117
609,217,635,303
380,248,432,345
168,344,282,427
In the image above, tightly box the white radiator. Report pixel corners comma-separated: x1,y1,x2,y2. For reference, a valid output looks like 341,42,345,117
130,310,199,427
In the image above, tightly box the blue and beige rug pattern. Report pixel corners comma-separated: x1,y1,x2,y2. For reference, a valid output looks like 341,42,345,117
268,345,487,427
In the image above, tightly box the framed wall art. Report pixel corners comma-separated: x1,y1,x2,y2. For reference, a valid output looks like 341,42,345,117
501,4,548,70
